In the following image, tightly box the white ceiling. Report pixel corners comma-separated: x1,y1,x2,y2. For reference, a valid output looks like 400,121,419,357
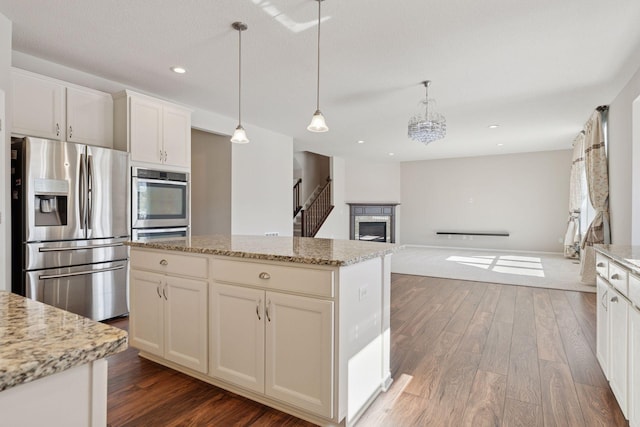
1,0,640,162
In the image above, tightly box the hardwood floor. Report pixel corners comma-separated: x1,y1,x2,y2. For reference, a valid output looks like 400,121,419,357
105,274,627,426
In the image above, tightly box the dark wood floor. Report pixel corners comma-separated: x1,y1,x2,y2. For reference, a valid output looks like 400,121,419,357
105,274,627,426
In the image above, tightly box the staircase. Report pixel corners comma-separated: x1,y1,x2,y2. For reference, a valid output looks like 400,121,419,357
293,177,334,237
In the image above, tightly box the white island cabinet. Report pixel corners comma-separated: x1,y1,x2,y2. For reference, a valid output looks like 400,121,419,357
127,235,399,427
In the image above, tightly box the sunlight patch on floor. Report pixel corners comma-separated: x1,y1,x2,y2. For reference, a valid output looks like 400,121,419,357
445,254,545,278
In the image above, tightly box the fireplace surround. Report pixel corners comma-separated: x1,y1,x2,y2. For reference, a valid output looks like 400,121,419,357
348,203,399,243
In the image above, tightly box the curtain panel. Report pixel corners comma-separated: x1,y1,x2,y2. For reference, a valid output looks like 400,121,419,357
580,109,610,284
563,133,585,259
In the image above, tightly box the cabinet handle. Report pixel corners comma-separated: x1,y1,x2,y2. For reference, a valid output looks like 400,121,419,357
596,262,605,267
160,149,164,162
156,285,162,299
256,298,262,320
163,150,168,162
259,272,271,280
69,125,73,138
611,273,620,280
162,285,168,300
56,123,60,136
611,295,618,303
159,259,168,266
266,300,271,322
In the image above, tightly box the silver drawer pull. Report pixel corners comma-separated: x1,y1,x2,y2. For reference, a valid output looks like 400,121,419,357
611,296,619,303
596,262,605,267
611,273,620,280
259,272,271,280
160,259,168,266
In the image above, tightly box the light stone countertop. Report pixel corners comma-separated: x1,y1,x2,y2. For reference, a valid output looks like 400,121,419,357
594,244,640,276
0,292,128,392
126,235,402,266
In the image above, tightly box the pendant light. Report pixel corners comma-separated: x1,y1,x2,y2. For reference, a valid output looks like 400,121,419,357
231,21,249,144
307,0,328,132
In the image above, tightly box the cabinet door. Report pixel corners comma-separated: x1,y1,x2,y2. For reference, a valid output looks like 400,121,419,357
12,70,64,140
210,283,265,393
162,105,191,168
164,276,208,373
596,276,609,376
130,96,163,164
265,292,334,418
66,86,113,148
630,307,640,427
129,270,164,357
609,287,629,418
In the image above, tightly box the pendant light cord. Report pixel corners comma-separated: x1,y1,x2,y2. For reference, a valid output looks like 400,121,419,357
316,0,321,111
238,27,242,125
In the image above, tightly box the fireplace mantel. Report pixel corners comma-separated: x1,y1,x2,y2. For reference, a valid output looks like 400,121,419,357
347,203,400,243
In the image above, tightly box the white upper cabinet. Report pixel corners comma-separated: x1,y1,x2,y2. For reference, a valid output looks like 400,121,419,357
66,86,113,147
11,68,113,148
114,90,191,170
12,69,64,140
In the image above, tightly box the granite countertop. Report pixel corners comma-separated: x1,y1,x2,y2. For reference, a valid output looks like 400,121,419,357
0,292,128,392
594,244,640,276
126,235,402,266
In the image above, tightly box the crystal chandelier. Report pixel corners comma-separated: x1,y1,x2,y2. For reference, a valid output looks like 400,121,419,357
408,80,446,145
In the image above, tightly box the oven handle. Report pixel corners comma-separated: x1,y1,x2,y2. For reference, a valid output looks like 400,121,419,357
134,177,188,186
39,265,125,280
39,243,125,252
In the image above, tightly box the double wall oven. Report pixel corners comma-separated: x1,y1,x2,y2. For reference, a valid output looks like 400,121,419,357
131,167,190,240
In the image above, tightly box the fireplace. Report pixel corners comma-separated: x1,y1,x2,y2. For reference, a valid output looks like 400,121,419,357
348,203,399,243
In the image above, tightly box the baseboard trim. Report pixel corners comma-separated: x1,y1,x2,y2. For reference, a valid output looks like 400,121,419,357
401,244,563,256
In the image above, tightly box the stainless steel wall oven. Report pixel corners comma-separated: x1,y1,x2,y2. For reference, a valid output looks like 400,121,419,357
131,167,189,230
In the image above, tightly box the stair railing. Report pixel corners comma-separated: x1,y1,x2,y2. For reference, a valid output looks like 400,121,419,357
293,178,302,218
301,178,334,237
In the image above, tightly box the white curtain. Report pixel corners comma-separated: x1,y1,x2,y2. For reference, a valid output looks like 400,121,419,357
564,133,585,258
580,109,610,284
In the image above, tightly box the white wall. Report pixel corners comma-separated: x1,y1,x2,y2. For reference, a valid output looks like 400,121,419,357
401,150,572,252
0,14,11,291
191,130,231,235
608,62,640,245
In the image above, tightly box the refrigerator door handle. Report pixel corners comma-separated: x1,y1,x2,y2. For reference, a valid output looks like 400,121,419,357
87,154,94,230
39,265,125,280
79,153,86,230
38,242,125,252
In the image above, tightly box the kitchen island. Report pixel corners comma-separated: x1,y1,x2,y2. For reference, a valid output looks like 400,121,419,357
126,235,400,426
0,291,128,427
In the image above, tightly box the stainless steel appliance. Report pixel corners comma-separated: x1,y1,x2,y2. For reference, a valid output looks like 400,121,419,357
131,227,189,241
131,167,189,230
11,136,129,321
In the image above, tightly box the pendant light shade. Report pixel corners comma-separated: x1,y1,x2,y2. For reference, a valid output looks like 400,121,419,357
231,21,249,144
307,0,328,133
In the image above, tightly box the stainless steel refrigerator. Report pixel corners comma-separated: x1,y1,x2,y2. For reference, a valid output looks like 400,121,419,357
11,136,130,321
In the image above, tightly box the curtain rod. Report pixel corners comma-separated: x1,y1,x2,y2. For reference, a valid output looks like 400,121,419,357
596,105,609,112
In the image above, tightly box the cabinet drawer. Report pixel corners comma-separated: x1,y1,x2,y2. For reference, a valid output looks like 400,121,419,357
608,262,629,295
211,259,334,298
131,249,208,279
630,274,640,309
596,253,609,279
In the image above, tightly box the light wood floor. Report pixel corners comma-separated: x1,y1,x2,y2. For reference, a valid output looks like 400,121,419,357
106,274,627,426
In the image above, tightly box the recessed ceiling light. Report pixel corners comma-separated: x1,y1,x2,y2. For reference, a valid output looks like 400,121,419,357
171,66,187,74
488,124,499,129
497,143,504,147
357,140,364,144
388,152,395,156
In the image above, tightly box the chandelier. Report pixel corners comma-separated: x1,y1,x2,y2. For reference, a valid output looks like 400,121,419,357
407,80,446,145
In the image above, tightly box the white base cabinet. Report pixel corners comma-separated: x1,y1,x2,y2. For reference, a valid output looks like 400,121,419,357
596,276,609,376
608,286,629,417
129,251,208,374
630,306,640,427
